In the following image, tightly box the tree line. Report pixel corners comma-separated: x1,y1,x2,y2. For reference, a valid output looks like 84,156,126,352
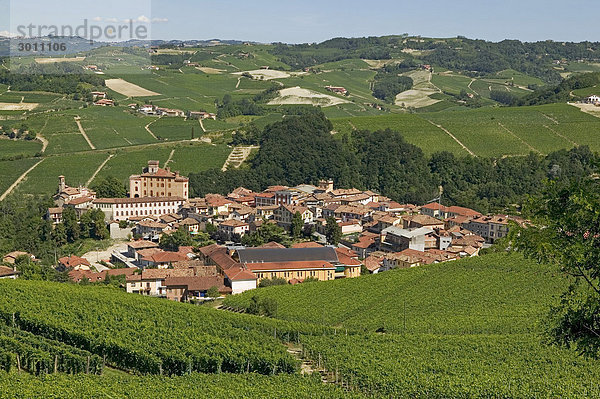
189,109,599,214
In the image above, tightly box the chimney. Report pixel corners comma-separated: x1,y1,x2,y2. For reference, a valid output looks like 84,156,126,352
58,175,66,192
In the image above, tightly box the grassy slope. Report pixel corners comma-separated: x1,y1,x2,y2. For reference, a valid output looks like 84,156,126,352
224,253,563,334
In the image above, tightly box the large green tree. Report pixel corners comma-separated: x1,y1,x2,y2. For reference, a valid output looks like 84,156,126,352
91,176,127,198
291,212,303,238
325,217,342,245
511,178,600,356
159,228,195,252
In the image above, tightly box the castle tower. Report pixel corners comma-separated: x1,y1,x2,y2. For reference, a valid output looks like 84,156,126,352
58,175,66,193
147,160,159,174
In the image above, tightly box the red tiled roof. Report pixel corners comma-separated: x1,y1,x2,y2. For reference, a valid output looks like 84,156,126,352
128,240,159,249
291,242,323,249
224,266,257,281
66,196,94,205
259,241,286,249
143,251,188,264
0,266,19,278
220,219,248,227
165,276,229,292
58,255,90,268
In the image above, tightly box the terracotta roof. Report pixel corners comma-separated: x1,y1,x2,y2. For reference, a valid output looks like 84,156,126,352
335,248,361,266
259,241,286,249
365,255,384,272
127,240,159,249
142,251,188,264
58,255,90,268
291,242,323,249
2,251,33,264
47,207,63,214
137,220,169,229
264,185,289,192
140,167,189,181
224,266,257,281
198,244,223,257
165,275,228,292
66,196,94,205
0,266,19,278
136,248,163,259
220,219,249,227
403,214,444,226
179,217,199,226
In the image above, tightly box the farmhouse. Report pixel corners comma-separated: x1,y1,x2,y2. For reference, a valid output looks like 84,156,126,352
0,266,19,279
156,108,184,117
2,251,36,264
585,95,600,105
94,99,114,106
187,111,217,120
58,255,91,271
139,104,156,115
165,276,231,301
325,86,348,95
129,160,189,199
91,91,106,99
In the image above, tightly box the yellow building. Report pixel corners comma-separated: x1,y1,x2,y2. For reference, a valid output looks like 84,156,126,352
129,160,189,199
246,261,336,283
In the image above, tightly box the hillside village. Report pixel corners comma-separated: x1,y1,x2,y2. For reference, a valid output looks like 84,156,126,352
17,160,525,302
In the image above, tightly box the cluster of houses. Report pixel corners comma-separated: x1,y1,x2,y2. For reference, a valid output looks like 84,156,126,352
133,104,216,119
36,159,526,301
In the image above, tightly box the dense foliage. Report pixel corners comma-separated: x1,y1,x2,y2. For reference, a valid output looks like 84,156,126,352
372,64,414,102
0,66,104,95
515,72,600,106
511,178,600,356
90,176,127,198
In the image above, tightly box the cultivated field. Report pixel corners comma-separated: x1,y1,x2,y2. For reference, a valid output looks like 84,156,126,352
0,102,38,111
35,56,85,64
333,103,600,157
233,69,293,80
269,87,351,107
105,79,160,97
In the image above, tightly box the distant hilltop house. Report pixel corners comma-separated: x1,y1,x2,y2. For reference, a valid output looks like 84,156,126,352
325,86,348,96
94,99,114,106
129,160,190,199
91,91,106,99
139,104,156,115
84,65,100,71
156,107,185,117
585,95,600,105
